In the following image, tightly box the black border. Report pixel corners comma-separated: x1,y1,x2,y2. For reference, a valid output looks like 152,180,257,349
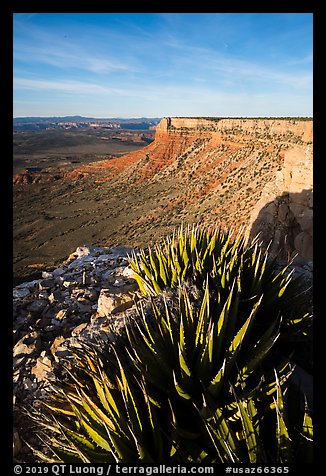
3,1,320,470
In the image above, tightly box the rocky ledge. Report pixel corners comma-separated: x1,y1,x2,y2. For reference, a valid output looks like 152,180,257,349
13,245,313,461
13,245,140,460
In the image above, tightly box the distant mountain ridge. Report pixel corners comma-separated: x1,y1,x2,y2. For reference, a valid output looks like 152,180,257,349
13,116,162,131
13,116,161,124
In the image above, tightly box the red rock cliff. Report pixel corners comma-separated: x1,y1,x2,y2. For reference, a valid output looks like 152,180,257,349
127,117,313,260
14,117,313,261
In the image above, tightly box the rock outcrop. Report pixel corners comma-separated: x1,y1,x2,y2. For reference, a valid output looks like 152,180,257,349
13,168,90,185
248,142,313,260
13,245,139,460
144,117,313,260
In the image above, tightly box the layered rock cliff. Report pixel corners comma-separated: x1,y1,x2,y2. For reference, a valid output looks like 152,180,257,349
122,117,313,260
13,117,313,282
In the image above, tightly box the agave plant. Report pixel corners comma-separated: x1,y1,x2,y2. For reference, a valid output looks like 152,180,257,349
27,343,176,463
198,370,313,463
27,224,312,463
130,224,243,295
27,286,312,464
125,283,285,408
27,339,312,464
130,224,311,363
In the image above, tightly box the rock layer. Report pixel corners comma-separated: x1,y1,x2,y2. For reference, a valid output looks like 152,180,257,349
154,117,313,260
13,117,313,279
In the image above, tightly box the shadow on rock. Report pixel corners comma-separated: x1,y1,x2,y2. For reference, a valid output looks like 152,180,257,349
249,189,313,262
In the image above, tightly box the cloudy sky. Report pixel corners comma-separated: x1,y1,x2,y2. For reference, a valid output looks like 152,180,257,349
13,13,313,118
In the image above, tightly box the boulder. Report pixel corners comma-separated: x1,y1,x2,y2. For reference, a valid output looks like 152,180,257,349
31,354,54,382
55,309,71,321
50,336,66,358
13,331,41,368
27,299,48,315
97,289,134,316
13,288,30,300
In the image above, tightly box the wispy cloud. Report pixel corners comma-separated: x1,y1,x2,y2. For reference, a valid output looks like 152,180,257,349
14,75,313,111
13,18,140,75
163,42,312,91
14,78,135,96
14,77,312,118
14,14,312,90
14,43,138,75
209,55,312,89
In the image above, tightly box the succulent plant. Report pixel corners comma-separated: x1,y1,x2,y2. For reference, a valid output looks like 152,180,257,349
125,284,288,407
27,224,312,463
27,344,176,463
130,224,311,359
27,339,312,464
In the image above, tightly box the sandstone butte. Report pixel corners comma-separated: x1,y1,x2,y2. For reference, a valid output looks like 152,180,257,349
14,117,313,262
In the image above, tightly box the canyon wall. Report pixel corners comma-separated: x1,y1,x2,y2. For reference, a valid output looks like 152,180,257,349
248,143,313,260
13,117,313,282
157,116,312,140
155,117,313,260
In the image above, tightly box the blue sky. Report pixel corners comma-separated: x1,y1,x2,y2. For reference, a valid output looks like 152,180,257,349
13,13,313,118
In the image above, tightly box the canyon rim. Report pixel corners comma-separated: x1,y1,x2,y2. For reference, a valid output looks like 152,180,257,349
13,116,313,282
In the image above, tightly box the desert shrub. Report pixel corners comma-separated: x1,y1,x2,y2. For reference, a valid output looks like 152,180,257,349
130,225,310,339
27,225,312,463
27,328,312,463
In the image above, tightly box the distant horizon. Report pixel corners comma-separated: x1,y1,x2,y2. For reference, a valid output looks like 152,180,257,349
13,114,313,120
14,13,312,118
13,115,162,120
